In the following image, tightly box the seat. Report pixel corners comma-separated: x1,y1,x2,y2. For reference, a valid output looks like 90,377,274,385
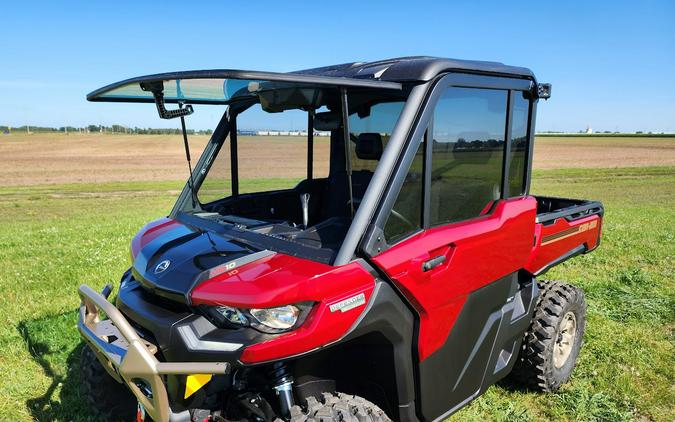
319,132,383,220
351,133,382,202
355,132,383,160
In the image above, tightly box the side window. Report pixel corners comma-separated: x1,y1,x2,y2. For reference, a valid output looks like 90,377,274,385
430,87,508,225
506,92,530,197
383,138,425,243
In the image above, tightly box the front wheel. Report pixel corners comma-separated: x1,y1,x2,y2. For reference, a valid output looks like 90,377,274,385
80,344,137,421
287,392,391,422
509,280,587,392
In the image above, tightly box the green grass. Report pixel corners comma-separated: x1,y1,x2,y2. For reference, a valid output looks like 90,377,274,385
0,168,673,421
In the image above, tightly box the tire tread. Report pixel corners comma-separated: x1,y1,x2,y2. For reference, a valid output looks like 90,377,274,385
509,280,586,392
81,345,136,421
287,392,390,422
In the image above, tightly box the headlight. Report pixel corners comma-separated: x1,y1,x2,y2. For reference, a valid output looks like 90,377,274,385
250,305,300,331
200,303,312,333
202,305,249,328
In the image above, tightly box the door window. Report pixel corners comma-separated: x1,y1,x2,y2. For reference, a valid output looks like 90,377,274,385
429,87,508,225
506,91,530,197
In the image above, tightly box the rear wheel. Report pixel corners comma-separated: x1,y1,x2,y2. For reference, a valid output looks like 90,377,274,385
509,280,586,392
287,392,391,422
80,344,137,421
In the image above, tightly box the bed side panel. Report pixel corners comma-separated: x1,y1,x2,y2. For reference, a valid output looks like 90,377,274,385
526,214,602,275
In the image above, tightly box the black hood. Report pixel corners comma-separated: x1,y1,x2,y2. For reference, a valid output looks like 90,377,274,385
131,221,259,303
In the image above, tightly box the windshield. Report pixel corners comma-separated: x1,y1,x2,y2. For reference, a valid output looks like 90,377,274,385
197,104,330,204
88,71,402,104
95,78,308,104
183,85,408,263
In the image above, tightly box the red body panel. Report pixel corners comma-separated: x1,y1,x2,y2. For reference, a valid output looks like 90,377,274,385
129,196,599,365
372,197,537,360
239,281,374,363
526,214,602,274
191,257,375,363
130,218,179,259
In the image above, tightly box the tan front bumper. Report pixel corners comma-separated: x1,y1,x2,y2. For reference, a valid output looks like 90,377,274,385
77,284,230,422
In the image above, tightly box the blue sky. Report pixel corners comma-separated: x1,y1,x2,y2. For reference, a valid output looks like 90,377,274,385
1,1,674,132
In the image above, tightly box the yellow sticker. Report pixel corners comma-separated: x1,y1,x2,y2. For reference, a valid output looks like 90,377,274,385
184,373,212,399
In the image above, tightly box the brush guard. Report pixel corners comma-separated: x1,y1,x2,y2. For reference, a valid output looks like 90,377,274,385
77,284,230,422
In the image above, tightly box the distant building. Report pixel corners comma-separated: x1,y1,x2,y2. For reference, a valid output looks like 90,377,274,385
585,125,593,134
253,129,330,137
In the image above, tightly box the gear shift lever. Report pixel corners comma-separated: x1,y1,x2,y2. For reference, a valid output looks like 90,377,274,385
300,193,310,228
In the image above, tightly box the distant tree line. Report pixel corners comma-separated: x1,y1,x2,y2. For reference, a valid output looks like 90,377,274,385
0,125,214,135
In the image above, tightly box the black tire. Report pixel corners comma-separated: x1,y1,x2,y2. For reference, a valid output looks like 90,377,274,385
288,392,391,422
81,344,137,421
509,280,587,392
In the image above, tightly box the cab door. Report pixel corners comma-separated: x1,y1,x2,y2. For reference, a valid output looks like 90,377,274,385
366,75,538,420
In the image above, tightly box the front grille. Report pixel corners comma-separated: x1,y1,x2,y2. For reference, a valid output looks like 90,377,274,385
138,285,192,314
128,274,192,314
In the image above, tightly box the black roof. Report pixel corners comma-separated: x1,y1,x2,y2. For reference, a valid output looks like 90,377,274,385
294,56,535,82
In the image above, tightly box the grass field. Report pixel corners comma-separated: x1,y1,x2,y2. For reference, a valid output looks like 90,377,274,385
0,135,673,421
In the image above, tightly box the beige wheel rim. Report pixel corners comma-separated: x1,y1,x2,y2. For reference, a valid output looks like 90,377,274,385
553,311,577,368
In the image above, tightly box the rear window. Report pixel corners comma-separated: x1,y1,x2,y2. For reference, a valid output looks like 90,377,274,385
348,102,405,172
506,91,531,197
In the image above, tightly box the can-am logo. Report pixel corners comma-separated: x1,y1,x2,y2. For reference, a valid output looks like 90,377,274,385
154,260,171,274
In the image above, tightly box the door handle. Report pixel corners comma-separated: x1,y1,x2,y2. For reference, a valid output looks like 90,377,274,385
422,255,446,272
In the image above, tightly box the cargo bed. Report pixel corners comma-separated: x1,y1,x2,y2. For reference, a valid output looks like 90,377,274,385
527,196,604,275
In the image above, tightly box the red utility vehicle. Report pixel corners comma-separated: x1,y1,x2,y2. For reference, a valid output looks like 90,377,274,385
77,57,603,422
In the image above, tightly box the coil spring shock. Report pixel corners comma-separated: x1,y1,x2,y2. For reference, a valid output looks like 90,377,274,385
270,363,294,417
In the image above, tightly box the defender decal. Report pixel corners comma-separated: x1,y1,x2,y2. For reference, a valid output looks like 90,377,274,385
330,293,366,313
